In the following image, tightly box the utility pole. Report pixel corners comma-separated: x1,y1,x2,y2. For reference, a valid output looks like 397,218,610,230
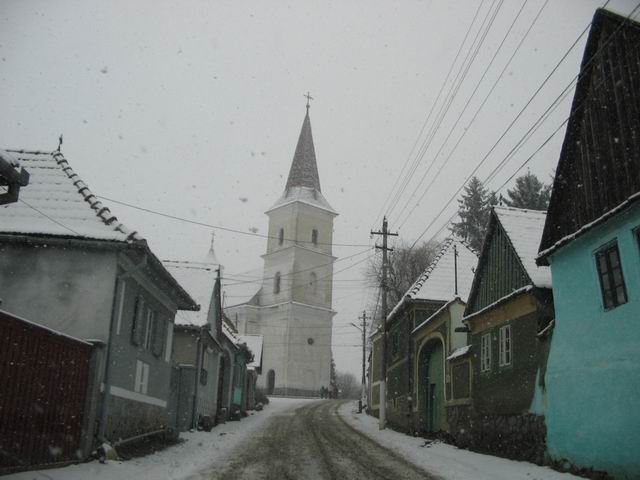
371,216,398,430
351,310,368,413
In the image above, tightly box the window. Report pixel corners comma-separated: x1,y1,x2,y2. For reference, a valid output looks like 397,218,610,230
499,325,511,366
391,329,400,358
151,316,165,357
311,228,318,246
134,360,149,394
274,271,281,294
595,242,628,309
278,228,284,245
309,272,317,294
200,349,210,385
144,309,156,349
164,325,173,362
131,295,145,346
480,333,491,372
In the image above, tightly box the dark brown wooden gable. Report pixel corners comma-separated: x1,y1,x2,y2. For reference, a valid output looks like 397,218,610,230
466,213,531,315
539,9,640,260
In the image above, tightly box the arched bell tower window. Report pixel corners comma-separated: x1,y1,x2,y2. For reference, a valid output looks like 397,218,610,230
278,228,284,246
311,228,318,246
274,271,281,294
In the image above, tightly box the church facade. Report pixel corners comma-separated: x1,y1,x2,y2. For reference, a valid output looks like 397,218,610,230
227,107,337,397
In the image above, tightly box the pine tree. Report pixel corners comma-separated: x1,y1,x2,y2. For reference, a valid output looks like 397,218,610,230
329,356,338,398
450,176,496,252
503,171,551,210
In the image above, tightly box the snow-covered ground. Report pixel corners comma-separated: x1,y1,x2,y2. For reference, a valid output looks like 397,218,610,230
5,398,315,480
338,401,582,480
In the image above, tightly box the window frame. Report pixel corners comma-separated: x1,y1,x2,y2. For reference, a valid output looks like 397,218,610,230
278,228,284,246
151,315,165,357
311,228,318,246
144,308,156,350
131,295,145,346
480,333,491,373
309,272,317,294
274,271,281,294
595,241,628,310
498,324,512,367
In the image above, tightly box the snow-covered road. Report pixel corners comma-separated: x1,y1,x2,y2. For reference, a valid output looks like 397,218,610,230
340,401,582,480
6,399,585,480
4,397,315,480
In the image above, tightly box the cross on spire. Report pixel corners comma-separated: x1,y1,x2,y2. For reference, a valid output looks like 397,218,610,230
304,91,313,111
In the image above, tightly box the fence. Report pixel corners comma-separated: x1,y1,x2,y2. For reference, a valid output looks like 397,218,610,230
0,309,94,472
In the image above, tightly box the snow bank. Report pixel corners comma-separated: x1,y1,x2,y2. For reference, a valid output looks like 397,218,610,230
338,402,581,480
5,397,314,480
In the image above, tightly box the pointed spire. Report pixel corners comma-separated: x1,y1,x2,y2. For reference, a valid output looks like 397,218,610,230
285,106,321,192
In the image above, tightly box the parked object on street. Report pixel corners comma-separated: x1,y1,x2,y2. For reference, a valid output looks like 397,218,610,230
536,9,640,478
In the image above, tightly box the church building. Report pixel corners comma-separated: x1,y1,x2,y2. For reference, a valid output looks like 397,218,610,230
227,104,337,397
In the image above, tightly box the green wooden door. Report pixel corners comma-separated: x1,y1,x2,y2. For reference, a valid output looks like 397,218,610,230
426,341,444,431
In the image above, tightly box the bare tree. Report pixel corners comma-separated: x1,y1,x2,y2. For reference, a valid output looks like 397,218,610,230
336,372,360,399
367,239,440,327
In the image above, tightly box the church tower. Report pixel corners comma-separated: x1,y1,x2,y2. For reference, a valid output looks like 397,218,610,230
229,103,337,396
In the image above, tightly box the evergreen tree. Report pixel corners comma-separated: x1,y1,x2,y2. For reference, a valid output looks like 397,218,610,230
329,356,338,398
450,176,496,252
503,171,551,210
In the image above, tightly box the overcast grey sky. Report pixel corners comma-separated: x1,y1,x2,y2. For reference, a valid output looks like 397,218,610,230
1,0,636,377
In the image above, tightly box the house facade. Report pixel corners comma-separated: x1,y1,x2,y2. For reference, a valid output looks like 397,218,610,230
0,149,198,447
164,252,225,431
462,206,553,463
536,9,640,478
369,239,477,434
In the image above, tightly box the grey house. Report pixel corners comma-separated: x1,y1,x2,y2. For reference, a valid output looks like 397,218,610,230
164,253,225,431
0,149,198,447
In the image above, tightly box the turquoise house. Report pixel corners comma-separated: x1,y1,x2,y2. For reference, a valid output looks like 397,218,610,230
536,9,640,479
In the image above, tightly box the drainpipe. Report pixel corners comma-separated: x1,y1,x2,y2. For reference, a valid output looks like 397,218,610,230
192,330,203,430
97,254,147,443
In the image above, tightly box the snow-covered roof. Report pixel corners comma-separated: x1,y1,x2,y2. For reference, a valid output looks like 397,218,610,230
164,260,219,326
0,149,20,168
494,206,551,288
267,186,337,215
0,149,142,242
388,238,478,321
222,317,241,345
447,345,471,361
238,334,263,369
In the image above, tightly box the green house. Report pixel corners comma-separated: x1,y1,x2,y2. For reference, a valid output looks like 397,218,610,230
536,9,640,478
463,206,554,463
369,238,478,434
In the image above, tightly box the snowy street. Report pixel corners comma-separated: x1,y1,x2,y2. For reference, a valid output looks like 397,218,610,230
6,398,585,480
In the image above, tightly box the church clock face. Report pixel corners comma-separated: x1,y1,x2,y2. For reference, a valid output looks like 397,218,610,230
307,338,314,345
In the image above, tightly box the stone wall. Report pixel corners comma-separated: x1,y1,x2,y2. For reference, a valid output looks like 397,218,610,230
447,406,546,465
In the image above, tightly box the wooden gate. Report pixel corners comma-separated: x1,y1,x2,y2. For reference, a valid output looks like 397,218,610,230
0,309,94,471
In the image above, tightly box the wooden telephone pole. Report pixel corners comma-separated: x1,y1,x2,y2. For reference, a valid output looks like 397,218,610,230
351,310,368,413
371,216,397,430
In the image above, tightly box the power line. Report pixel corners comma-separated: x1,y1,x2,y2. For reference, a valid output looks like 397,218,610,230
407,0,629,250
97,195,370,248
1,186,81,236
408,2,640,250
371,0,488,229
221,247,373,286
385,0,504,221
394,0,539,229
